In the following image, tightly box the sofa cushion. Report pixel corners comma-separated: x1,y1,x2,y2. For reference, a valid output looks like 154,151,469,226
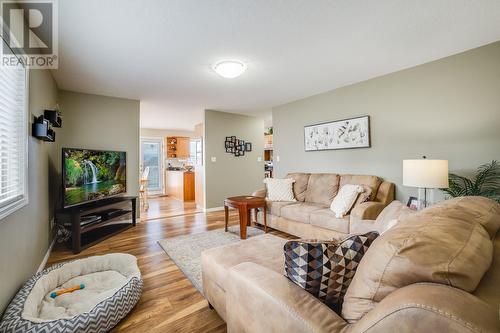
280,203,326,224
372,200,415,232
266,200,297,217
285,173,310,202
474,235,500,310
339,175,381,201
341,196,500,323
284,232,379,313
304,173,340,206
349,219,377,235
425,196,500,239
201,234,287,292
309,209,350,234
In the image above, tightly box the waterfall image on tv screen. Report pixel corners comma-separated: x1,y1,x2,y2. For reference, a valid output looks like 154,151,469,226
63,148,126,207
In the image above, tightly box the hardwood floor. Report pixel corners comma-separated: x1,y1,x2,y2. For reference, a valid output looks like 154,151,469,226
47,202,290,333
140,196,203,222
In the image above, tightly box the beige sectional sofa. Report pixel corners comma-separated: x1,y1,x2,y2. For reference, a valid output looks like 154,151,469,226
252,173,395,239
201,197,500,332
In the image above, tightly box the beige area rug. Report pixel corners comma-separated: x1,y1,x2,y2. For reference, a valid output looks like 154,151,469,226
157,226,265,293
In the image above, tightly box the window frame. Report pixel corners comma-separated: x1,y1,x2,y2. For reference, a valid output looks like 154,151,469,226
189,138,203,166
0,37,30,221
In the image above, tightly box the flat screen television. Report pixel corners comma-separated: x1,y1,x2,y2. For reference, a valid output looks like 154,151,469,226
62,148,127,208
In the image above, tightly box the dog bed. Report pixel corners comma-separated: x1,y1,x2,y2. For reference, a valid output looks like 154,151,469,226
0,253,143,333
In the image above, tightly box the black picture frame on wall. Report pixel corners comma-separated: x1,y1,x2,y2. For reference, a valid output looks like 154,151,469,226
304,115,371,151
245,142,252,152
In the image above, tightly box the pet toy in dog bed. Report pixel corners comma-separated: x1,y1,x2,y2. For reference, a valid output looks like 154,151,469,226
50,284,85,298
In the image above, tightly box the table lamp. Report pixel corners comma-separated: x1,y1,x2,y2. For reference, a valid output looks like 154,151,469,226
403,157,449,209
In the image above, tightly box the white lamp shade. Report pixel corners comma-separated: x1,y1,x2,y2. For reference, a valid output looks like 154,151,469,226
403,159,449,188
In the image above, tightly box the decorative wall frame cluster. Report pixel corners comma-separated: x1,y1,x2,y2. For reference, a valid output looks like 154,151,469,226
225,136,252,157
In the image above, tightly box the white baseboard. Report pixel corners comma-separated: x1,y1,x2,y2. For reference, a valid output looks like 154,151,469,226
37,238,56,273
205,206,224,212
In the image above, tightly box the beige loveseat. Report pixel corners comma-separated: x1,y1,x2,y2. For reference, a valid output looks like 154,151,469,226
252,173,395,239
201,197,500,332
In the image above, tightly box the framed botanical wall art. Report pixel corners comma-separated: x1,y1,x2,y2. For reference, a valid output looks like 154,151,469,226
304,115,370,151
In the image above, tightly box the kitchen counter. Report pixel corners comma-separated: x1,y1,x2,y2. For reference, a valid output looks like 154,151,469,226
166,170,195,201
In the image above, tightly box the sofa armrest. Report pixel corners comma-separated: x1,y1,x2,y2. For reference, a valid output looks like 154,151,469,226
227,262,347,333
252,187,267,198
350,202,386,221
375,181,395,205
347,283,499,333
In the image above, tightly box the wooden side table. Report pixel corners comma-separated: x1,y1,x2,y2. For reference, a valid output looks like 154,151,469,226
224,196,267,239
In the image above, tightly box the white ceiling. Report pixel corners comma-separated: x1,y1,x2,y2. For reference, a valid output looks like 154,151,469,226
54,0,500,131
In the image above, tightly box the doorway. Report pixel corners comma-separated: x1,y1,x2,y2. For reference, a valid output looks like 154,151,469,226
140,137,164,195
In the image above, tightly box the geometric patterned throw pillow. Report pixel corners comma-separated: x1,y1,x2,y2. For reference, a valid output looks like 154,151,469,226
284,231,379,313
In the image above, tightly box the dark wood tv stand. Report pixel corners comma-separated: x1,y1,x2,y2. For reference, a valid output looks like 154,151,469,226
56,196,137,254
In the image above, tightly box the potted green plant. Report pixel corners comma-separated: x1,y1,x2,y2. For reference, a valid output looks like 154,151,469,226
441,160,500,203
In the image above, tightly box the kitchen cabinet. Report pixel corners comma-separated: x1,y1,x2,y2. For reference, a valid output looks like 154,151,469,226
166,170,195,201
165,136,190,159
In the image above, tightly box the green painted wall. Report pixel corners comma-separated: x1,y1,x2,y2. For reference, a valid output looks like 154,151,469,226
273,42,500,202
57,90,141,202
0,69,58,313
204,110,264,208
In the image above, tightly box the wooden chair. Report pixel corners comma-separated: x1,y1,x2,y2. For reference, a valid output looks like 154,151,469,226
139,167,150,211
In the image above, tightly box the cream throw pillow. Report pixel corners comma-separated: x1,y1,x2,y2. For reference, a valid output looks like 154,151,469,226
330,184,364,218
263,178,296,202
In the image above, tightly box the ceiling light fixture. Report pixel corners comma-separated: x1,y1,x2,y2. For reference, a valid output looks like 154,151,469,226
212,60,247,79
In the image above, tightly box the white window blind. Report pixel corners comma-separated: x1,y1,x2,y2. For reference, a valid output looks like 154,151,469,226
0,38,28,220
